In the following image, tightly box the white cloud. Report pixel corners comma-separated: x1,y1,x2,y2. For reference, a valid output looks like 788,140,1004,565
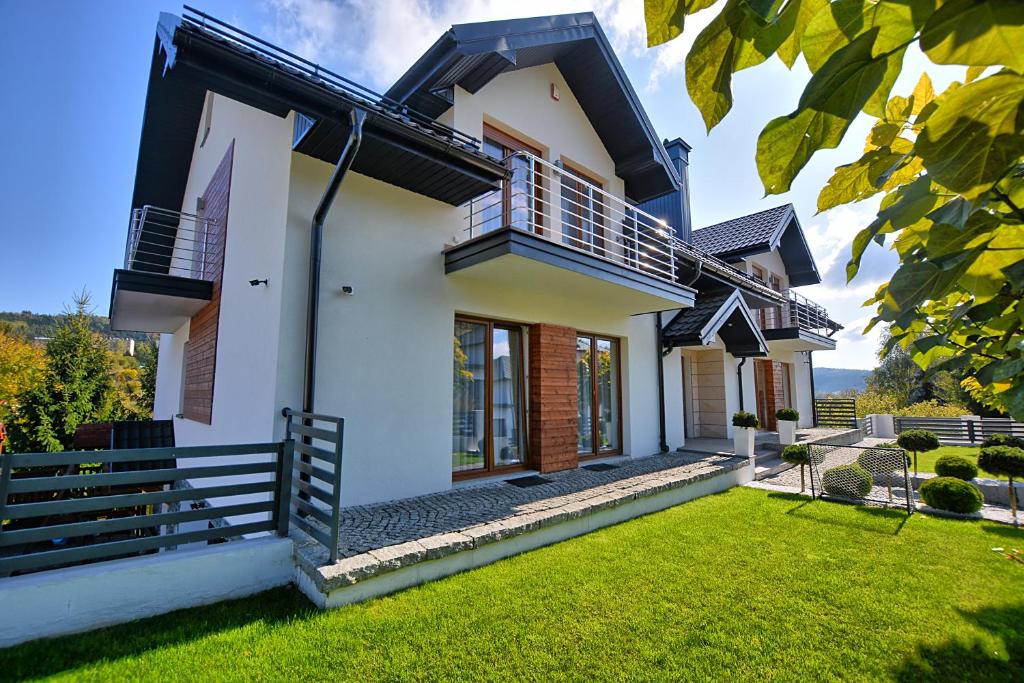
260,0,645,90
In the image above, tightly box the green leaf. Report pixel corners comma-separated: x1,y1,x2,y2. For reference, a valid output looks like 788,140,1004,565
776,0,828,68
847,176,942,281
960,223,1024,303
757,30,890,194
920,0,1024,73
915,72,1024,199
686,0,791,130
884,248,980,314
864,46,907,118
644,0,718,47
910,72,935,116
966,66,987,83
801,0,933,74
818,147,906,212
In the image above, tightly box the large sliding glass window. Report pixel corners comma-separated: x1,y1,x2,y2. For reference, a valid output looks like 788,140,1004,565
453,318,527,476
577,334,621,457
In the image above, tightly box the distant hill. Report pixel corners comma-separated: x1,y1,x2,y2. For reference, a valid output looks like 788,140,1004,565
814,367,871,396
0,311,152,343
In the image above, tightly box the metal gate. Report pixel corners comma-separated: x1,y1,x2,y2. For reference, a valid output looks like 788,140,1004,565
814,399,858,428
807,443,914,514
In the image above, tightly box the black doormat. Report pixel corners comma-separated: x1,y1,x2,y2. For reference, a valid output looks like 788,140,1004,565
506,475,552,488
582,463,620,472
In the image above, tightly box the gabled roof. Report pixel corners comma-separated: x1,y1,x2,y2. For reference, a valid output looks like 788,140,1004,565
130,10,505,217
663,289,768,357
691,204,821,287
385,13,680,203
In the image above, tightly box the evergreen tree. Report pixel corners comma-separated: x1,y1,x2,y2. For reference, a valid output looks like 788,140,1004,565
7,291,114,452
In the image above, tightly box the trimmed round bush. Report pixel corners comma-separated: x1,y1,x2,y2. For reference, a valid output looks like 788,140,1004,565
977,445,1024,479
781,444,823,466
933,454,978,481
981,433,1024,450
776,407,799,422
781,444,809,465
919,477,983,514
822,464,873,498
896,429,940,453
732,411,759,429
857,448,905,475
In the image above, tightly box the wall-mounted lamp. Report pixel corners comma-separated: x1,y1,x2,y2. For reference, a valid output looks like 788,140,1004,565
340,285,354,295
249,278,269,287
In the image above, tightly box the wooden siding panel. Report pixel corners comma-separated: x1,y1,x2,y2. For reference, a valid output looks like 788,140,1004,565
182,141,234,424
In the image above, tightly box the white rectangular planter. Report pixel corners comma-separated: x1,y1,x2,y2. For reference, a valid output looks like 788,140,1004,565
778,420,797,445
733,427,755,458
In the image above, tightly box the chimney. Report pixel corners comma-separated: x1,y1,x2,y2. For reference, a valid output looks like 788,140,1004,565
662,138,692,243
637,138,693,243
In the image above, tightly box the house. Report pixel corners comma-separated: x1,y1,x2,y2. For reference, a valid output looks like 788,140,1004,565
108,9,839,508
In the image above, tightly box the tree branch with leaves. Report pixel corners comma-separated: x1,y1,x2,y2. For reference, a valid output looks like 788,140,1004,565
645,0,1024,418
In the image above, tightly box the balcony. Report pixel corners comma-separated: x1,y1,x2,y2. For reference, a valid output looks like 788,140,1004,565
109,206,215,333
757,289,841,351
444,152,696,313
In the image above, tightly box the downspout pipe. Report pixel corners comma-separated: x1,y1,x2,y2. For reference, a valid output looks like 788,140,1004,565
655,314,669,453
302,108,366,415
806,351,817,426
736,357,748,412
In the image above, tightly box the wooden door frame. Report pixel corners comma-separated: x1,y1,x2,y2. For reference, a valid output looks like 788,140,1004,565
453,315,531,481
483,124,544,234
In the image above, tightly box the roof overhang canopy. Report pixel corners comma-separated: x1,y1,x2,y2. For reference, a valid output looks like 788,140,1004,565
130,12,506,216
385,12,680,203
663,290,768,357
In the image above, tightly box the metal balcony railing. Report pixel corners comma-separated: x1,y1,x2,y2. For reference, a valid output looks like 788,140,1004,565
124,206,217,281
759,289,839,337
461,152,789,300
464,152,679,282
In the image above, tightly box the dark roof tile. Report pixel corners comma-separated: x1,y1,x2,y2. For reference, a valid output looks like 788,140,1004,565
691,204,792,257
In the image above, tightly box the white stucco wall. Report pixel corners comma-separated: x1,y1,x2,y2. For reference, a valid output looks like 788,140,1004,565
744,249,790,290
450,63,625,202
153,93,294,445
279,155,683,506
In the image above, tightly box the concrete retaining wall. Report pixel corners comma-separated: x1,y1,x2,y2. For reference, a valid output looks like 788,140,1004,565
0,537,293,648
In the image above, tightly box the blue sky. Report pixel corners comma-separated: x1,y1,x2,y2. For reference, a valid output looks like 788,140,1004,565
0,1,952,369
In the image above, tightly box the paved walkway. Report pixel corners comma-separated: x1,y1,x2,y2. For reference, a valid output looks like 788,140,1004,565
293,453,747,589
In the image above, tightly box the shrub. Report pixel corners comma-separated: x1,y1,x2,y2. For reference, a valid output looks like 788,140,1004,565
978,445,1024,521
981,433,1024,450
781,444,810,465
919,477,983,514
892,400,969,418
857,448,905,475
776,407,799,422
732,411,759,429
822,464,873,498
934,455,978,481
978,446,1024,478
897,429,940,475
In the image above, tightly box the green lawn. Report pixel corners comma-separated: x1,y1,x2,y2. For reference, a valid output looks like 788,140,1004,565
911,445,1009,480
2,487,1022,681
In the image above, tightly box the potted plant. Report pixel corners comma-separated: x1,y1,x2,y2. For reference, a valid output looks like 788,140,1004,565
732,411,759,458
776,407,799,445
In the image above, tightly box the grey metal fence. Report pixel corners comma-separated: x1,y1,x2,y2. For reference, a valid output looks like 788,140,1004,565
807,443,914,514
894,416,1024,445
815,399,858,428
858,417,874,438
283,408,344,562
0,441,294,576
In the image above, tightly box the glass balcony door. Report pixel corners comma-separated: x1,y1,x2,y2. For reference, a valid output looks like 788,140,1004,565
577,334,621,457
452,317,527,477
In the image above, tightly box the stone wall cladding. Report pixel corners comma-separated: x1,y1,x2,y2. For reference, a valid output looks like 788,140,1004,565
183,141,234,424
529,323,579,473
